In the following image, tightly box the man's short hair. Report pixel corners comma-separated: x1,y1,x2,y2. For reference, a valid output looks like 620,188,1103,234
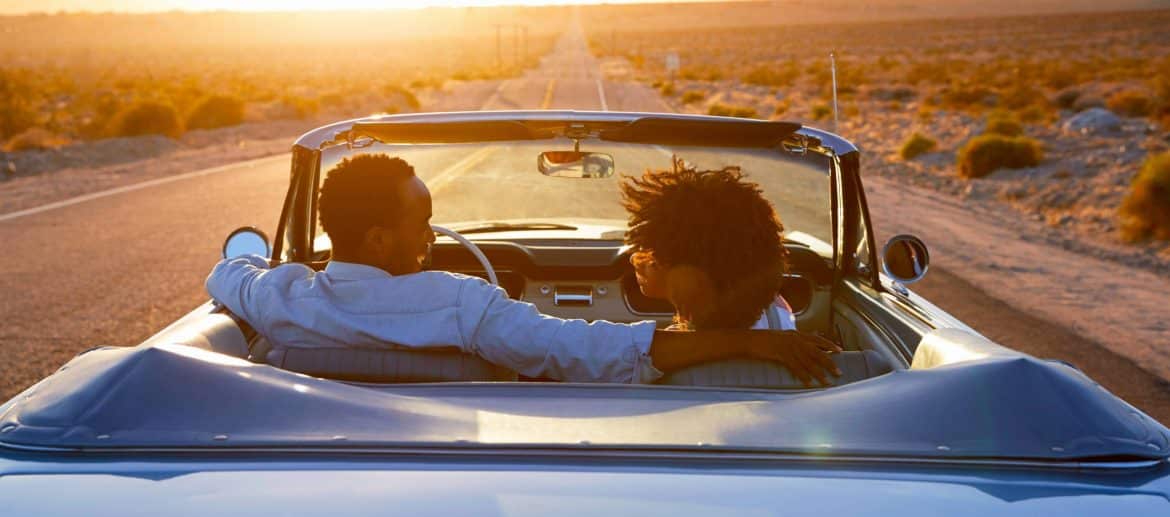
318,154,416,255
621,159,788,329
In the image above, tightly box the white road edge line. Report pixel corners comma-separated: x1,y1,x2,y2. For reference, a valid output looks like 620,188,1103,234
596,79,609,111
0,154,288,224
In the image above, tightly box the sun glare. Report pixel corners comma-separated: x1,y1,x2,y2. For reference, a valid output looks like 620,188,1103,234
164,0,605,10
1,0,676,15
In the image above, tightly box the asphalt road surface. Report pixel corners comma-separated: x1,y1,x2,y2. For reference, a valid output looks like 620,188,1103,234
2,24,1168,424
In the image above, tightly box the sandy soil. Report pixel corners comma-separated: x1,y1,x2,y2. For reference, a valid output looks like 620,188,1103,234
0,84,498,216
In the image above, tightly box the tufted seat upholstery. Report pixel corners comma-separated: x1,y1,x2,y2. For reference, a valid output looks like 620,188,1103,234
265,346,518,383
657,350,892,388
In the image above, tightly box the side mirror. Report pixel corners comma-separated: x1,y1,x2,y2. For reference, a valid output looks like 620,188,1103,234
223,226,271,260
537,151,615,178
882,234,929,284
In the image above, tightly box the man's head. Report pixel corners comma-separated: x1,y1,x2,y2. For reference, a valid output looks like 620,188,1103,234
621,159,788,329
318,154,435,275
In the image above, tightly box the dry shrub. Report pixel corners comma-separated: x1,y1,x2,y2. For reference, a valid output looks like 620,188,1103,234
1054,89,1081,110
680,65,723,82
1119,152,1170,242
4,127,70,152
107,101,183,138
319,92,347,110
772,99,790,117
185,95,246,130
1018,104,1054,123
957,135,1043,179
899,132,936,160
984,111,1023,137
904,60,951,85
1044,66,1081,90
680,90,707,104
707,103,757,118
998,85,1043,110
1107,90,1155,117
408,76,444,90
280,95,319,120
741,63,798,87
0,97,37,142
940,84,995,110
383,84,420,111
866,86,916,102
1155,73,1170,103
660,82,677,96
810,104,832,121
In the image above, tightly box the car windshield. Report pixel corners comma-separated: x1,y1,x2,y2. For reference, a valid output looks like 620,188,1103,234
318,139,833,248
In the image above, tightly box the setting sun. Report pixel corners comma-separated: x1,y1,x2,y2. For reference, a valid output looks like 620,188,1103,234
0,0,685,14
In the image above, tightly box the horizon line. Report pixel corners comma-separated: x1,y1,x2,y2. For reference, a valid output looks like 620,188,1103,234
0,0,726,16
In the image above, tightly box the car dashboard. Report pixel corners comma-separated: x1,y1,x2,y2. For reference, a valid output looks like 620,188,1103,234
425,236,834,330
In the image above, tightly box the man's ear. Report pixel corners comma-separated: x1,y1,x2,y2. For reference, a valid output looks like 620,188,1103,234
363,226,389,253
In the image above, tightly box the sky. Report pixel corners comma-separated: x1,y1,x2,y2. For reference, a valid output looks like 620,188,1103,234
0,0,690,14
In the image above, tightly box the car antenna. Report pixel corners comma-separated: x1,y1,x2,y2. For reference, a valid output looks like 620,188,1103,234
830,51,839,133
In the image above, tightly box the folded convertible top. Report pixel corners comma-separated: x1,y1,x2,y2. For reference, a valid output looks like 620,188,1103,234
3,341,1166,463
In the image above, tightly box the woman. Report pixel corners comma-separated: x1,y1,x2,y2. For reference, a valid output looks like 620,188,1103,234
621,157,795,331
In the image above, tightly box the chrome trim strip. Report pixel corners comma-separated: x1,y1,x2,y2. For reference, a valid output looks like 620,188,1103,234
4,441,1164,471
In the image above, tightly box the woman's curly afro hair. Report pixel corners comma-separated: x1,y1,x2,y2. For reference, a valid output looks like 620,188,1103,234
621,157,788,329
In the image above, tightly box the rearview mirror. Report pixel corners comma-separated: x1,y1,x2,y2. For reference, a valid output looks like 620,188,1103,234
882,234,929,284
537,151,614,178
223,226,271,260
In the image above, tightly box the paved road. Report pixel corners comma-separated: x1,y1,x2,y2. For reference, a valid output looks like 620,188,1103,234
2,23,1167,424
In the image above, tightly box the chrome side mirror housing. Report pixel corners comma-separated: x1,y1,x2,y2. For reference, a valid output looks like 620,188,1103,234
882,234,929,285
222,226,271,260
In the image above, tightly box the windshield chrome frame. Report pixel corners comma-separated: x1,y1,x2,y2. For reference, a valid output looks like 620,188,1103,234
277,112,864,274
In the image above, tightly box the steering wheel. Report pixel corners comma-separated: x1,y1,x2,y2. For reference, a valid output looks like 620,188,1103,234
431,225,498,286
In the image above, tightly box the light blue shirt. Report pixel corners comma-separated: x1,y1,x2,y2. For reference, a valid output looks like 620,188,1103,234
205,255,661,383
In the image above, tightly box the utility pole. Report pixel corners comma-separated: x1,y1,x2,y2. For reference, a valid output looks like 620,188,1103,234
494,24,504,71
512,24,519,68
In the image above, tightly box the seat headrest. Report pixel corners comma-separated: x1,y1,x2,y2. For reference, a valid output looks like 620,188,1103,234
267,346,518,383
657,350,893,388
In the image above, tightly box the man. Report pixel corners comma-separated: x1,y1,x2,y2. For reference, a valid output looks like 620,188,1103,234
207,153,840,385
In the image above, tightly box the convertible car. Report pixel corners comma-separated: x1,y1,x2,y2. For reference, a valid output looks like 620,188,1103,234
2,111,1167,515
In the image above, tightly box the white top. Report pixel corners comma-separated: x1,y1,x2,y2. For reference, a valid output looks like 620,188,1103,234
751,297,798,330
205,256,661,383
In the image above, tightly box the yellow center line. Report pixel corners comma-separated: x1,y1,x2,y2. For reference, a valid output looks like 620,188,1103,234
427,146,500,195
540,78,557,109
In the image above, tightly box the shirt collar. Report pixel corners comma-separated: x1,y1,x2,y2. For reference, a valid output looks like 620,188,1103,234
323,261,392,281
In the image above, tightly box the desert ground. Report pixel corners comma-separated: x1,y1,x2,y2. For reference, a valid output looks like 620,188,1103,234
1,4,1169,421
585,5,1170,272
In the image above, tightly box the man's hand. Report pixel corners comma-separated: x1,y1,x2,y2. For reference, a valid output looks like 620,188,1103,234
747,331,842,387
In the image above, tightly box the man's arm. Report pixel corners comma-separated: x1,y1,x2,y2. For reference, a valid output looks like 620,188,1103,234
204,254,272,327
649,330,842,386
458,276,840,385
